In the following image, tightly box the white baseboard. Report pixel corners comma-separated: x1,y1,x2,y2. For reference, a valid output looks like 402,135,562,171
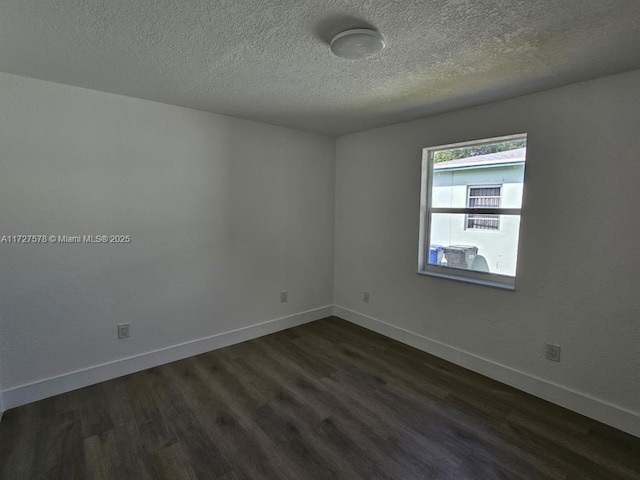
1,306,333,412
333,305,640,438
3,304,638,439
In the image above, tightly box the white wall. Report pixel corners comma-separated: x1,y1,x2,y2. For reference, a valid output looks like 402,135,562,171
335,70,640,435
0,73,335,398
1,68,638,437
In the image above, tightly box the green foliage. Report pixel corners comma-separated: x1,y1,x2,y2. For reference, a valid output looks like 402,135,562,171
434,140,526,163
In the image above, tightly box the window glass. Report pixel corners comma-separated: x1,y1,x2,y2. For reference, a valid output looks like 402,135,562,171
419,135,527,289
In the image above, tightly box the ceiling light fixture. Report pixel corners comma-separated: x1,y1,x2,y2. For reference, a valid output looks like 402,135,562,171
330,29,385,60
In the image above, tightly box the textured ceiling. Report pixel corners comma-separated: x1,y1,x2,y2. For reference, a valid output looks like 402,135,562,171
1,0,639,135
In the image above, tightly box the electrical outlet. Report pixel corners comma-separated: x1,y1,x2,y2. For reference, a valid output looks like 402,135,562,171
280,291,288,303
363,291,370,303
117,323,130,339
546,344,561,362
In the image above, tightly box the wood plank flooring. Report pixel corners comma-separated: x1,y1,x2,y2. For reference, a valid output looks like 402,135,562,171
0,316,638,479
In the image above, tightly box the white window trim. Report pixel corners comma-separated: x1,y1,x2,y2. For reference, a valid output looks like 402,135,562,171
417,133,527,290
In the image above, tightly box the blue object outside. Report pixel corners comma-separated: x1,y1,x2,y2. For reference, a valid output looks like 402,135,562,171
429,245,444,265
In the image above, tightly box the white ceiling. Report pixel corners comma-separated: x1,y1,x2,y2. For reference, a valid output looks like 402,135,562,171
1,0,639,136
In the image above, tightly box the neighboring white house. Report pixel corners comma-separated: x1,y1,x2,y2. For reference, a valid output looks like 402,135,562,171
431,148,526,276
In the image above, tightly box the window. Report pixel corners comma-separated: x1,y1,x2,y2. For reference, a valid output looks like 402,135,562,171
418,134,527,290
466,186,501,231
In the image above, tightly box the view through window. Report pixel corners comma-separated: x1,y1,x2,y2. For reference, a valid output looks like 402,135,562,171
466,186,502,231
419,134,527,289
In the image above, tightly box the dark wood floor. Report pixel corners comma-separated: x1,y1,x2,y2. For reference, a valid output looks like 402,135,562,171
0,317,638,480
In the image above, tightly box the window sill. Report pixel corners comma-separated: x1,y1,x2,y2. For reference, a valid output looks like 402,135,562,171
417,269,515,291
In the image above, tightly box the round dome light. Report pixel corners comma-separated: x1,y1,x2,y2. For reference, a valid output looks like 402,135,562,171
330,29,385,60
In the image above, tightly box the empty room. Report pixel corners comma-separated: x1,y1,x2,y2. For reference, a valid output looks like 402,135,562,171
0,1,639,479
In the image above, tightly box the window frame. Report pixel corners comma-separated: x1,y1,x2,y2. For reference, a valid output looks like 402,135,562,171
417,133,527,290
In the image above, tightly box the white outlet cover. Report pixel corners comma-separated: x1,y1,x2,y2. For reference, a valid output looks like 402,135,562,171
117,323,130,339
546,344,561,362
